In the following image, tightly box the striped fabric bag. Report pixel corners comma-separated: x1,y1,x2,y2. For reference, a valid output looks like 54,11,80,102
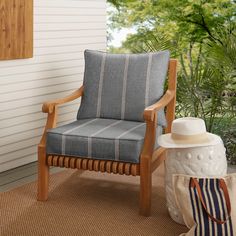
173,174,236,236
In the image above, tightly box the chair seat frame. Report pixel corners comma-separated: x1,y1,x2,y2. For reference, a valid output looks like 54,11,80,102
38,59,177,216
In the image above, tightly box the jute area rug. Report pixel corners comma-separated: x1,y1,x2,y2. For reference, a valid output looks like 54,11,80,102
1,163,187,236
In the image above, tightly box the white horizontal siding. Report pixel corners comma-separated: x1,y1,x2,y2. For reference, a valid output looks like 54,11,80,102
1,89,77,111
0,100,79,122
35,7,105,16
34,1,105,8
0,0,106,172
0,67,83,85
35,22,106,32
0,103,80,129
35,15,106,23
34,30,106,40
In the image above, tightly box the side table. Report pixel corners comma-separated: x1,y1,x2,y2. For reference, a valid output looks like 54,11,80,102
165,141,227,225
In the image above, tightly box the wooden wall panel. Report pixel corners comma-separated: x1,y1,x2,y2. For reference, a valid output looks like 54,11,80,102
0,0,33,60
0,0,106,172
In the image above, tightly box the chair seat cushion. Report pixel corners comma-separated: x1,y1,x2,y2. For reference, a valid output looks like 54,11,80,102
46,118,162,163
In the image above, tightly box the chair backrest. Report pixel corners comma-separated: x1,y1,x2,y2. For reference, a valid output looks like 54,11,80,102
77,50,170,126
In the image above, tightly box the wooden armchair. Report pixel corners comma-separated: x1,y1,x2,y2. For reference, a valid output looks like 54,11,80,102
38,50,177,216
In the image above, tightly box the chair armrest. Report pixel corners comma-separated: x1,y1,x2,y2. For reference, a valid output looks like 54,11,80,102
140,90,175,161
39,86,84,146
143,90,175,122
42,86,84,114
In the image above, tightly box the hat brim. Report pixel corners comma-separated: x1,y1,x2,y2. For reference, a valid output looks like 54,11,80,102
157,132,222,148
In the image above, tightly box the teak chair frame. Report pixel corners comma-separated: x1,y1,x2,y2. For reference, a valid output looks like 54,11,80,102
38,59,177,216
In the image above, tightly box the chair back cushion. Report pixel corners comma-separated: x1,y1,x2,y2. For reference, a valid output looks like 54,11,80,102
77,50,170,126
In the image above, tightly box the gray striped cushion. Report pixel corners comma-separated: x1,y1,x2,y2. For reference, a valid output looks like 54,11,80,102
77,50,170,126
46,118,163,163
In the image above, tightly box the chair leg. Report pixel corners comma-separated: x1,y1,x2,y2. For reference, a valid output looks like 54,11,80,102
139,156,152,216
37,145,49,201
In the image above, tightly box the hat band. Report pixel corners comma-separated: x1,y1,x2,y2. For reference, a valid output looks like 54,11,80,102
171,132,209,144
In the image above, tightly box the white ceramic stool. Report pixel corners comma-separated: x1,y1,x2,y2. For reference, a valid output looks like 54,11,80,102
165,141,227,225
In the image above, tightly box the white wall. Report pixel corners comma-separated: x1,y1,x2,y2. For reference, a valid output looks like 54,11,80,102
0,0,106,172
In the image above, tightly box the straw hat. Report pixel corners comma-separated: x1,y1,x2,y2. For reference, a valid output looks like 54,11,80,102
158,117,221,148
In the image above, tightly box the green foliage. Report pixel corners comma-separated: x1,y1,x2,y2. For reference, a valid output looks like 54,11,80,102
108,0,236,163
108,0,236,44
213,117,236,164
122,29,178,55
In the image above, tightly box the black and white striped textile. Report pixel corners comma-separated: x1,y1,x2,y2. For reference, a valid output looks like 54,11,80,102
173,174,236,236
189,178,234,236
